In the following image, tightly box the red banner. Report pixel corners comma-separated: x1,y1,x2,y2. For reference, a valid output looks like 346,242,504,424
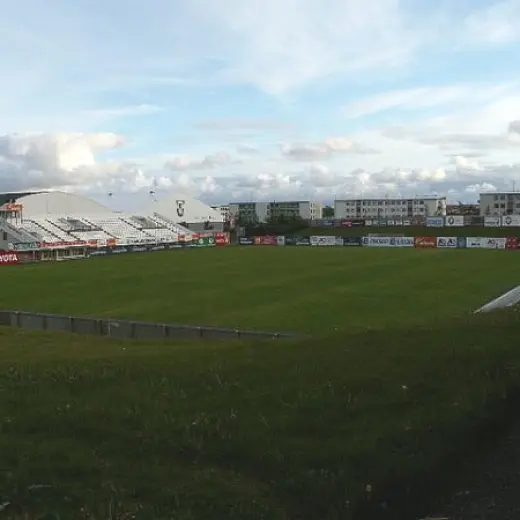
254,235,277,245
414,236,437,248
215,232,230,246
105,239,117,247
506,237,518,249
0,251,19,265
41,240,87,249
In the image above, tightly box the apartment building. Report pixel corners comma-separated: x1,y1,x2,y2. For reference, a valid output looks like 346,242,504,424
334,196,447,219
210,205,231,221
479,192,520,216
229,201,323,223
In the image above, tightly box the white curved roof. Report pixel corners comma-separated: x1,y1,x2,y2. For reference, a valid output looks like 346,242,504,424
140,193,224,223
16,191,115,217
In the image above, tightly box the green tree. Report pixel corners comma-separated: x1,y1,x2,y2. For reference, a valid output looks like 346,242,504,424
322,206,334,218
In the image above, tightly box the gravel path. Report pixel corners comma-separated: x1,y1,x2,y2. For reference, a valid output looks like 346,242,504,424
423,420,520,520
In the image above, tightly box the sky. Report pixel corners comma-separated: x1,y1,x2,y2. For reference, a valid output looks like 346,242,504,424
1,0,520,210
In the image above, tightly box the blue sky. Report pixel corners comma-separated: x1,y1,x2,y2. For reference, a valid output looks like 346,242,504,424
1,0,520,209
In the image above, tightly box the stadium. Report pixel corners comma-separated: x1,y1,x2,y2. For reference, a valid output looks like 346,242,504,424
2,189,520,519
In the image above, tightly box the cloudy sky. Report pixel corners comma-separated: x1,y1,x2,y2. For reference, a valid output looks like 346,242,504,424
2,0,520,209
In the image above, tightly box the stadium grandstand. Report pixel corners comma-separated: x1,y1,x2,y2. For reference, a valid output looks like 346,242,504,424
0,191,226,259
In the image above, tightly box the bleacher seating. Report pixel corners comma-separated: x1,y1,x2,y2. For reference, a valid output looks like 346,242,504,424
19,219,66,242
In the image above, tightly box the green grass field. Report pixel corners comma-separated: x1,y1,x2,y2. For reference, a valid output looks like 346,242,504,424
1,247,519,333
2,247,520,519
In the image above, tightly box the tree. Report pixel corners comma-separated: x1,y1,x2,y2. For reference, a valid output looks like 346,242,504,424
322,206,334,218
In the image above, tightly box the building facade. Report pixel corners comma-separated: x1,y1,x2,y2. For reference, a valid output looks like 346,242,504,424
229,201,323,223
334,196,447,219
210,205,231,222
479,192,520,216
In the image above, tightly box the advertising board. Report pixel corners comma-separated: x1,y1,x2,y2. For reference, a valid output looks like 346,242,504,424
466,237,507,249
0,251,19,265
215,232,229,246
483,216,501,227
436,237,457,248
310,236,337,246
254,235,278,245
239,237,254,245
506,237,518,249
414,236,437,248
445,216,464,227
343,236,362,246
501,215,520,227
8,242,40,251
362,236,414,247
426,217,444,227
295,237,311,246
277,236,286,246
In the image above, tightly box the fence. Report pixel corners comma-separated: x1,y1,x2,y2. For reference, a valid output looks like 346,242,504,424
0,310,297,341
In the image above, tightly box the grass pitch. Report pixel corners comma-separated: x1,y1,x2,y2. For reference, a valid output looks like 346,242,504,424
1,247,519,333
2,311,520,520
2,247,520,519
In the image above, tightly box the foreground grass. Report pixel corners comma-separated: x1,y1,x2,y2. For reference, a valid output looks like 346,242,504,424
2,311,520,519
1,247,519,333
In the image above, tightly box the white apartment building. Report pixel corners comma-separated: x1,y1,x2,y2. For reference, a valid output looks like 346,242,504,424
479,192,520,216
229,201,323,223
334,196,447,219
210,205,231,221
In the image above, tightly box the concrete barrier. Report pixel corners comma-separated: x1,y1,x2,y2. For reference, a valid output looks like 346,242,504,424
0,310,298,341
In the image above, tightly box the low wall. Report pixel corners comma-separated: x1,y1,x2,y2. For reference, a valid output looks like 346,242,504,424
0,310,297,341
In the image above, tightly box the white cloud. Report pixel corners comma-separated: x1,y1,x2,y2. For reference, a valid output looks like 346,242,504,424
281,137,379,161
460,0,520,46
342,83,515,119
236,144,260,155
164,152,237,171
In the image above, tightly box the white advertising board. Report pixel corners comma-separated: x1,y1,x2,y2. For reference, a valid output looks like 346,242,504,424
445,216,464,227
310,236,336,246
362,236,414,247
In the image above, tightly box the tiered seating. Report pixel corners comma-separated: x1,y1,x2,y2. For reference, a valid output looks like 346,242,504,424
122,215,179,243
151,214,193,237
87,216,155,244
19,219,65,242
49,216,113,242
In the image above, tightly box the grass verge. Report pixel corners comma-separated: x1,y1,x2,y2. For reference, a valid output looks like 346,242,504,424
1,309,520,519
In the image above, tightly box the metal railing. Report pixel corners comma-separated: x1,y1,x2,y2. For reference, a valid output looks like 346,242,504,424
0,310,298,341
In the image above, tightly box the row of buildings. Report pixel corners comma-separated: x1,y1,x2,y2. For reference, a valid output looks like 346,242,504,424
211,192,520,223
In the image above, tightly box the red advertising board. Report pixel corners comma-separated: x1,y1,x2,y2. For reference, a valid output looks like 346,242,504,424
414,236,437,248
215,232,229,246
506,237,519,249
254,235,277,245
41,240,88,249
0,251,19,265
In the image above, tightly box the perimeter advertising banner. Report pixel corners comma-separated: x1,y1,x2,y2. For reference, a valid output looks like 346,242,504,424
506,237,519,249
343,236,362,246
414,236,437,248
239,237,254,245
445,216,464,227
310,236,337,246
254,235,278,245
466,237,507,249
426,217,444,227
436,237,458,248
501,215,520,227
362,236,414,247
0,251,19,265
483,216,501,227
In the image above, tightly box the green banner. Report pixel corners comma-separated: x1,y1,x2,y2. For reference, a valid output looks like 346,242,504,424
193,237,216,247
